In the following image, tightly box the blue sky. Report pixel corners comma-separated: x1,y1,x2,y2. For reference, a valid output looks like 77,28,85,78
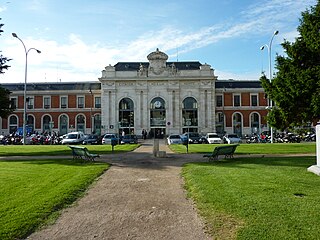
0,0,317,83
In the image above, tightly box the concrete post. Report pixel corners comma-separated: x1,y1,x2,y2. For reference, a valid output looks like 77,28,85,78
153,139,159,157
307,122,320,175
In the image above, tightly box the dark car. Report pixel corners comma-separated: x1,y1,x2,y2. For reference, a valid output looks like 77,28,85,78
82,134,102,145
181,132,202,144
120,134,138,144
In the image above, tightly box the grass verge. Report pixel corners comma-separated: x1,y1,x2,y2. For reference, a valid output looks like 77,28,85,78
170,142,316,154
182,156,320,239
0,159,109,240
0,144,140,156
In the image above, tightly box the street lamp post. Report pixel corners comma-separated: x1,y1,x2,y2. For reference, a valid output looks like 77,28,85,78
12,33,41,145
89,87,93,134
260,30,279,143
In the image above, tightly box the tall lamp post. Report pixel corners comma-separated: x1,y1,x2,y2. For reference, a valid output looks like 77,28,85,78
89,87,93,134
12,33,41,145
260,30,279,143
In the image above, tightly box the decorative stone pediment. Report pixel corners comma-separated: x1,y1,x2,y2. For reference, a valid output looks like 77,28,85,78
147,48,168,76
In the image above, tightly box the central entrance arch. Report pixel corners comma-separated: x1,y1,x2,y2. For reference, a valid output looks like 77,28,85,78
182,97,198,133
150,97,166,138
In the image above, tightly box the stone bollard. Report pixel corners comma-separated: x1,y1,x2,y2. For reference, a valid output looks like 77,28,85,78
307,122,320,175
153,139,159,157
156,151,167,158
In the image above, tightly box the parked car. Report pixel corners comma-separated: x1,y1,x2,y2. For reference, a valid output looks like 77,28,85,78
223,134,242,144
61,131,85,145
199,135,209,144
120,134,138,144
181,132,202,144
82,134,102,145
205,133,223,144
167,134,183,145
102,133,119,145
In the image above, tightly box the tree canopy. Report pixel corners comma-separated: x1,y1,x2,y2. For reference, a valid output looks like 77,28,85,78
260,1,320,130
0,19,14,118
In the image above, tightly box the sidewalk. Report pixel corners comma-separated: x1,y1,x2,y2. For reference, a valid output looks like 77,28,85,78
28,140,211,240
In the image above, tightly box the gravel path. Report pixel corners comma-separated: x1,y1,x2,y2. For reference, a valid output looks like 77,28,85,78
27,140,211,240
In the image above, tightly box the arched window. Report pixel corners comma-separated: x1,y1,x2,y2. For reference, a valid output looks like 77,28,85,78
9,115,18,134
27,115,35,133
93,114,101,135
215,112,225,135
119,98,134,134
42,115,51,133
182,97,198,132
76,114,85,132
59,114,68,135
250,113,260,134
233,113,242,137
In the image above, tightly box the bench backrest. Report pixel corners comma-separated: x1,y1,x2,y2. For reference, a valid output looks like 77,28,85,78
69,146,88,156
214,145,238,155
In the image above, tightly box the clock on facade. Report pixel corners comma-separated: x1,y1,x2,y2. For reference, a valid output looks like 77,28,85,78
154,100,162,108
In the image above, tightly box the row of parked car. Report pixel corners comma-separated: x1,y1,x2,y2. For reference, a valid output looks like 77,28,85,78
167,132,242,145
60,132,138,145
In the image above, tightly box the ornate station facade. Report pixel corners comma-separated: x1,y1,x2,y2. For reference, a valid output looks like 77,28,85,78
0,49,269,137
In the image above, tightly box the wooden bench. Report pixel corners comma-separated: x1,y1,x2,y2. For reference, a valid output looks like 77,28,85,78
203,144,239,161
69,145,100,162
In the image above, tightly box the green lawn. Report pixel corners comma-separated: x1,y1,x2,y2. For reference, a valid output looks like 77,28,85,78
0,144,139,156
182,156,320,239
170,142,316,154
0,159,109,240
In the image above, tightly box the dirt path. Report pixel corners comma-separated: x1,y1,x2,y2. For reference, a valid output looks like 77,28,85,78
28,140,211,240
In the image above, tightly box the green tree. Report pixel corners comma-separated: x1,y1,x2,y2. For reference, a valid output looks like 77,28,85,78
0,19,14,118
260,1,320,130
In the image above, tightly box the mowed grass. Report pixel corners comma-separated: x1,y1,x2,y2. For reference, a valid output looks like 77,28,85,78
0,144,140,240
0,158,109,240
182,156,320,239
0,144,139,156
170,142,316,154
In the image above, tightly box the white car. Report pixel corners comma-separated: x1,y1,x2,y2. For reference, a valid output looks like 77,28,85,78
61,132,85,145
205,133,223,144
102,133,119,145
167,134,183,145
223,134,242,144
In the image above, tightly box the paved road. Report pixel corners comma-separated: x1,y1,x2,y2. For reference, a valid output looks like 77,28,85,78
27,139,211,240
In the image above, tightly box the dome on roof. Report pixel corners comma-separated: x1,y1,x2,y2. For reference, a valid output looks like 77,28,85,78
147,48,168,61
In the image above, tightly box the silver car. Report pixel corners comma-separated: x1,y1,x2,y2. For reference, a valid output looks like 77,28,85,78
61,132,85,145
223,134,242,144
167,134,183,145
102,133,119,144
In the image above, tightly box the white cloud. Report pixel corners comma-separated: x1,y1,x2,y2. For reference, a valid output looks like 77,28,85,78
0,6,7,12
1,0,316,83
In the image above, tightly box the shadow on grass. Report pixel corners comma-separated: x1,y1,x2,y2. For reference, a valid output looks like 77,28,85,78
190,156,317,169
0,158,109,166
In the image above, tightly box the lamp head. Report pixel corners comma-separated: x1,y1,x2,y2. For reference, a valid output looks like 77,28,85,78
274,30,279,35
12,32,18,38
36,49,41,54
260,46,265,50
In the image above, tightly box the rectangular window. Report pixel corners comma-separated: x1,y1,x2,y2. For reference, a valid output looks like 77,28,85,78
77,96,84,108
60,96,67,108
251,94,258,106
95,97,101,108
10,97,17,109
27,97,34,109
44,96,51,109
233,94,241,107
216,95,223,107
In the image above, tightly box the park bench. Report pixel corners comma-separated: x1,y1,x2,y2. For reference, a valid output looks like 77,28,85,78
203,144,239,161
69,145,100,162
